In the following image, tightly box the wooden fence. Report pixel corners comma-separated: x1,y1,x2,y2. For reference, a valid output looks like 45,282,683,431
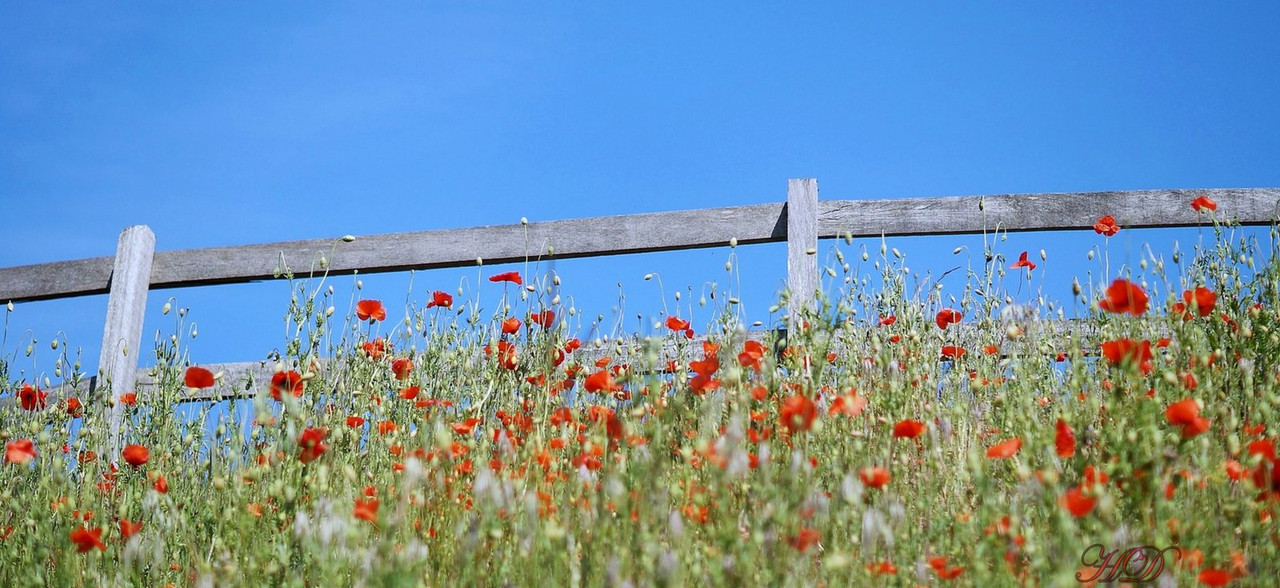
3,180,1279,456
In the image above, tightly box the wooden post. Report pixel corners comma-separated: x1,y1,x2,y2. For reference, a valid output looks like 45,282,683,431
786,179,819,324
99,225,155,459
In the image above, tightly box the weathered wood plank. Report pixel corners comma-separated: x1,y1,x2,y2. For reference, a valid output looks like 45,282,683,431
99,226,155,458
818,188,1280,238
787,179,819,322
2,188,1277,304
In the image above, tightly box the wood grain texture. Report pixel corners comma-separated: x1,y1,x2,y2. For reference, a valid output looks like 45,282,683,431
2,188,1277,304
787,179,819,322
99,226,155,458
818,188,1280,238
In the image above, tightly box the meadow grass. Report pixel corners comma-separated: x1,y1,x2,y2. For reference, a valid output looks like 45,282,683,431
2,202,1278,587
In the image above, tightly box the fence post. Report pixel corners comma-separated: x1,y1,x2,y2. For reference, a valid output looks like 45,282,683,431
786,179,819,324
99,225,155,460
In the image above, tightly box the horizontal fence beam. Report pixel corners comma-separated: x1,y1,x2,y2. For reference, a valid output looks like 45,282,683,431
6,319,1102,407
2,187,1278,304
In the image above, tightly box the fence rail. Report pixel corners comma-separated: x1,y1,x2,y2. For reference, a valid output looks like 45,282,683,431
2,181,1277,456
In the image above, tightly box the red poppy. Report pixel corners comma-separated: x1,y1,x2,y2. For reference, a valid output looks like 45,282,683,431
184,366,215,389
828,390,867,417
397,386,420,400
422,291,451,309
152,474,168,494
738,340,767,371
119,520,143,542
867,561,898,575
779,395,818,434
18,383,47,411
1166,398,1211,438
356,299,386,322
391,358,414,380
1183,287,1217,317
270,371,305,401
1098,278,1148,315
859,466,891,488
353,498,379,524
986,438,1022,459
1055,419,1076,458
451,418,482,435
501,317,521,335
1100,338,1153,375
1196,569,1231,587
935,309,963,329
1009,251,1036,271
64,397,83,418
69,527,105,553
1093,215,1120,236
1190,195,1218,212
489,271,522,285
878,315,897,327
1060,486,1096,517
787,527,821,552
346,416,366,428
530,310,556,329
119,393,137,406
892,419,927,439
584,370,618,393
297,427,329,463
377,420,397,435
940,345,966,359
5,439,36,465
361,338,389,360
122,444,149,468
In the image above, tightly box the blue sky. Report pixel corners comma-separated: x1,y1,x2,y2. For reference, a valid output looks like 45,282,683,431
3,3,1280,385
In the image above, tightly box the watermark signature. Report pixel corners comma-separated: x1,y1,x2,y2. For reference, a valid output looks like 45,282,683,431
1076,543,1184,583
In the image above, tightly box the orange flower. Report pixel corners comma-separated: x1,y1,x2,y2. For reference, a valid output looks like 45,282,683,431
828,390,867,417
1196,569,1231,586
119,520,143,542
892,419,927,439
859,466,891,488
1060,486,1096,517
1183,287,1217,317
18,383,47,411
1166,398,1212,438
69,527,105,553
391,358,414,380
489,271,522,285
1100,338,1153,375
356,299,386,322
867,561,897,575
787,527,821,552
779,395,818,434
935,308,963,329
501,317,521,334
940,345,966,359
1009,251,1036,271
184,366,215,389
426,291,453,309
451,418,482,435
584,370,618,393
346,416,366,428
986,438,1022,459
377,420,397,435
398,386,420,400
5,439,36,465
119,393,137,406
153,474,168,494
878,315,897,327
1055,419,1076,458
270,371,305,401
738,340,767,371
297,427,329,463
1190,195,1218,212
64,396,84,418
353,498,379,525
1093,215,1120,236
530,310,556,329
1098,278,1148,315
122,444,149,468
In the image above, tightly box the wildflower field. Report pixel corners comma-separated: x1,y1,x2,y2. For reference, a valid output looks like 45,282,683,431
3,196,1280,586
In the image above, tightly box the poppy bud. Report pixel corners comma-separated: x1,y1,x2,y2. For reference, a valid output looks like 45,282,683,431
729,237,738,248
162,302,171,315
341,235,355,242
5,301,12,312
520,217,528,225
